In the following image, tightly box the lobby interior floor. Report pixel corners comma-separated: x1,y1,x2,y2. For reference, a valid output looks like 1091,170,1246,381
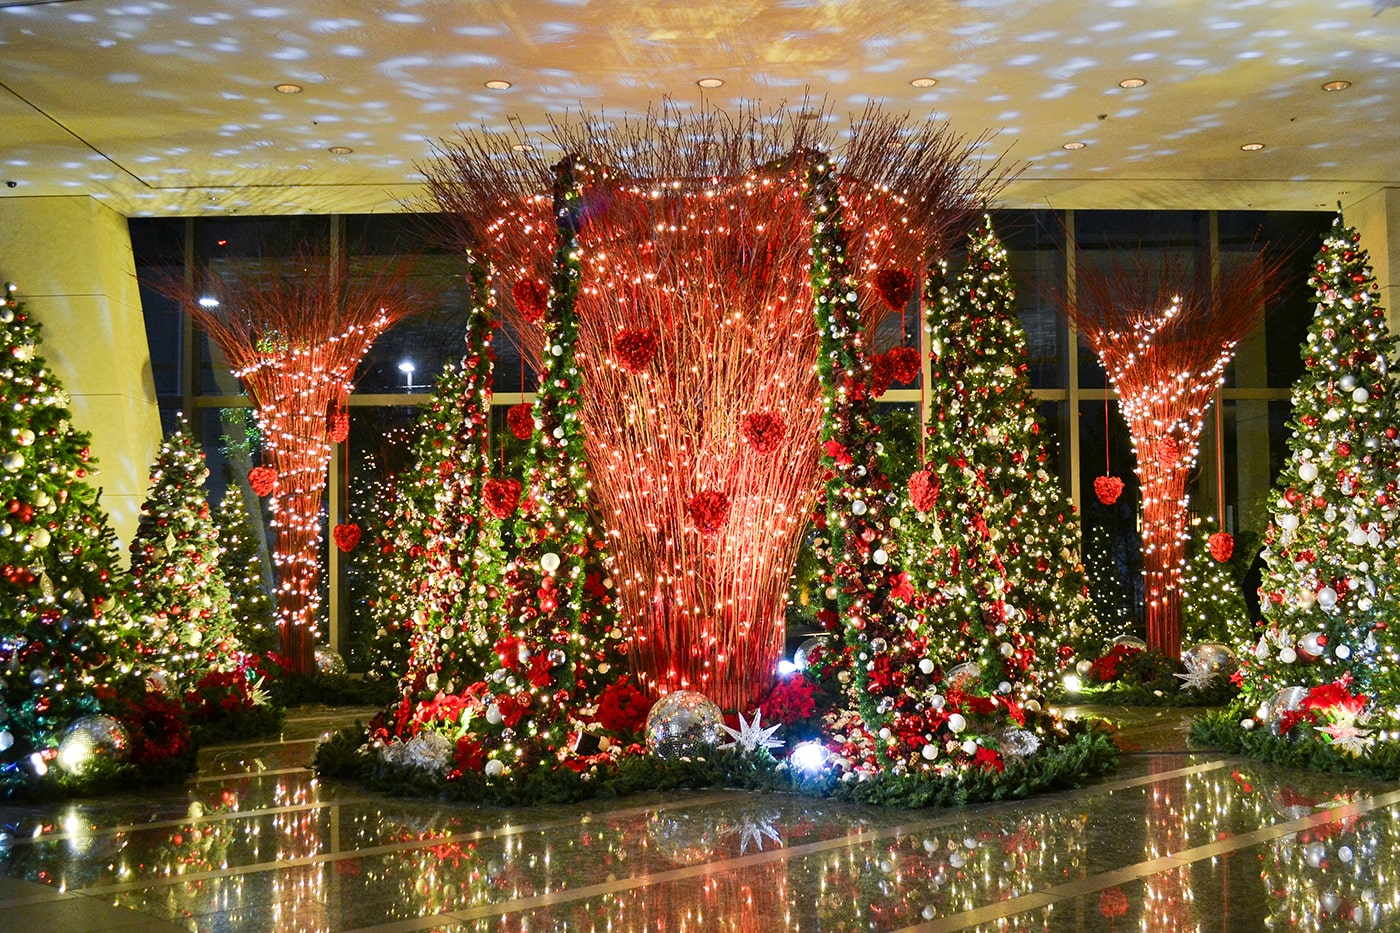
2,704,1398,932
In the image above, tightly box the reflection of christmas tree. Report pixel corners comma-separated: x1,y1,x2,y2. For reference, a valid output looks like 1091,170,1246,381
0,282,136,788
1180,516,1248,646
214,481,277,656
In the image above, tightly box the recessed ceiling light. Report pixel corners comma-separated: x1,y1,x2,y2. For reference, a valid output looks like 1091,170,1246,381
274,83,303,94
484,79,512,90
1118,77,1147,89
1062,141,1087,150
1321,79,1352,92
909,77,938,88
512,143,534,153
697,77,725,89
328,146,353,155
1240,142,1265,151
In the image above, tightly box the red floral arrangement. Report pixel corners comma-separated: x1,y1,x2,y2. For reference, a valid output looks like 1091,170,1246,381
247,466,278,497
185,669,259,719
613,327,658,373
760,676,816,725
483,477,523,519
740,410,784,454
121,688,193,765
1300,681,1367,717
333,522,362,552
908,469,940,512
454,735,486,772
593,676,654,734
1208,530,1234,563
886,345,922,384
1093,474,1125,505
328,411,350,443
506,402,535,440
873,267,916,311
1089,643,1143,683
973,745,1005,773
868,352,895,396
512,278,549,323
1155,436,1181,467
686,488,730,535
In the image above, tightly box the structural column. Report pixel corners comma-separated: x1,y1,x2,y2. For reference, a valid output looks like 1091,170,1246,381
1350,187,1400,330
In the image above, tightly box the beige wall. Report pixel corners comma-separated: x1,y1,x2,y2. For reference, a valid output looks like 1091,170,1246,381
1349,187,1400,330
0,196,161,556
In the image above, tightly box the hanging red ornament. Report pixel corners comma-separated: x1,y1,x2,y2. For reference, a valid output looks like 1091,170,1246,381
483,477,523,519
739,411,784,454
328,410,350,443
332,523,362,552
908,469,940,513
873,267,916,311
868,352,895,397
613,328,658,373
1098,886,1129,919
886,345,922,384
1208,530,1234,563
507,402,535,440
686,489,730,535
512,278,549,323
1155,436,1181,467
1093,475,1125,505
247,466,278,497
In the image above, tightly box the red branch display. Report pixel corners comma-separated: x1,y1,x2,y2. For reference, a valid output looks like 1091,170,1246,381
425,103,1009,709
1066,254,1279,658
168,252,428,674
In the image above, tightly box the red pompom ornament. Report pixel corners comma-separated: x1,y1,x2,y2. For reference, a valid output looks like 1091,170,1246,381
886,345,922,385
613,328,658,373
1208,530,1234,563
512,279,549,323
869,352,895,397
506,402,535,440
686,489,730,535
1093,475,1125,505
247,466,278,497
1098,887,1129,919
328,411,350,443
332,523,362,552
1155,436,1181,467
740,411,784,454
873,267,916,311
908,469,940,513
483,477,523,520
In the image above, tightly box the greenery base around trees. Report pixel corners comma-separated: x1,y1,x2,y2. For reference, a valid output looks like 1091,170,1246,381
1189,706,1400,781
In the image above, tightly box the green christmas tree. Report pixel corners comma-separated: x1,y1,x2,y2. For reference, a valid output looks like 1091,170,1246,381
1081,519,1134,651
214,481,277,656
1180,516,1248,646
1236,212,1400,754
0,282,136,787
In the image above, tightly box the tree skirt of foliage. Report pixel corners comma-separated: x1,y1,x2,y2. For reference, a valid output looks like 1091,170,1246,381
1064,646,1239,708
1190,705,1400,781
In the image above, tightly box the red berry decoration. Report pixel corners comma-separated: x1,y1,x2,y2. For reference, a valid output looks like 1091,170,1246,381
506,402,535,440
873,267,916,311
686,489,730,535
1093,475,1125,505
328,411,350,443
908,469,940,513
332,523,362,552
613,328,658,373
512,278,549,323
1208,530,1234,563
739,411,784,454
482,477,523,520
868,352,895,397
247,466,278,497
886,345,922,385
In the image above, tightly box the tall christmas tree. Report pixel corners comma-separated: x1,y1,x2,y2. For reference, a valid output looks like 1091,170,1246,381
1180,516,1248,646
0,282,136,787
126,419,240,687
1236,212,1400,752
214,481,277,655
1081,519,1134,650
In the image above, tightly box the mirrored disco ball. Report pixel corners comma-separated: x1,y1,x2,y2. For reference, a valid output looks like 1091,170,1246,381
645,690,724,759
1183,642,1238,676
793,635,829,670
1111,635,1148,650
646,809,721,865
56,715,129,773
945,661,982,692
315,646,347,676
1258,685,1309,736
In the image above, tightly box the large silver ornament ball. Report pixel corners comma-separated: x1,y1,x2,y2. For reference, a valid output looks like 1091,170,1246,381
315,646,348,676
793,635,829,671
1183,642,1238,676
1258,685,1309,736
944,661,982,692
56,715,129,773
645,690,724,759
1111,634,1148,650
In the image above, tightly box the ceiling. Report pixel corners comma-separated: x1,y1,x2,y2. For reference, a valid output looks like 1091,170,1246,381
1,0,1397,218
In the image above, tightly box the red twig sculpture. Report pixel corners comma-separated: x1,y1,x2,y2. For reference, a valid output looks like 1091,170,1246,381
1067,252,1279,658
425,102,1010,709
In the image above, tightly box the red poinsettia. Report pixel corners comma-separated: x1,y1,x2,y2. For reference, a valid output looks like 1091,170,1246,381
687,489,730,535
873,267,916,311
740,410,784,454
886,345,922,384
868,352,895,396
973,745,1005,773
483,477,522,519
613,327,658,373
248,466,278,497
1208,530,1234,563
1301,681,1367,717
328,411,350,443
908,469,940,512
506,402,535,440
512,278,549,323
1093,474,1125,505
760,676,817,725
332,522,362,552
1089,643,1142,683
593,677,653,734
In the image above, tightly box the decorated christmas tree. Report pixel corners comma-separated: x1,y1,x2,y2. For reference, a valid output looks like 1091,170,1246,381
214,480,277,655
1180,515,1248,646
126,419,240,687
1234,212,1400,754
1081,519,1134,650
0,282,138,788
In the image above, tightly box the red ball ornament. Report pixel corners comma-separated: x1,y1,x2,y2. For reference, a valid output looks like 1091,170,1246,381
739,411,784,454
868,352,895,397
686,489,730,536
332,523,362,553
483,477,523,520
511,279,549,323
886,345,922,385
1093,475,1125,505
247,466,278,497
1336,441,1352,458
908,469,941,512
328,411,350,443
873,267,916,312
1208,531,1234,563
506,402,535,440
613,328,658,373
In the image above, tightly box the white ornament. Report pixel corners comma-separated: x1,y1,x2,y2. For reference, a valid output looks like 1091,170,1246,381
1339,374,1358,391
540,552,561,573
851,500,867,516
921,743,938,760
2,451,22,472
947,713,966,733
15,428,34,447
1336,644,1352,660
1317,586,1338,609
872,548,888,565
717,710,784,754
1298,462,1319,483
30,527,49,548
1353,387,1370,404
918,658,935,675
485,704,504,726
1277,513,1299,531
484,758,505,777
960,739,979,755
1279,647,1297,664
550,344,564,357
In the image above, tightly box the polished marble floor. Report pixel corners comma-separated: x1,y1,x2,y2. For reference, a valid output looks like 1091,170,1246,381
2,704,1398,932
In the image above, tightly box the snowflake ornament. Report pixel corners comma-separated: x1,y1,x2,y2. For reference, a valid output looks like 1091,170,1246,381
718,710,784,754
722,811,784,855
1175,653,1222,692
